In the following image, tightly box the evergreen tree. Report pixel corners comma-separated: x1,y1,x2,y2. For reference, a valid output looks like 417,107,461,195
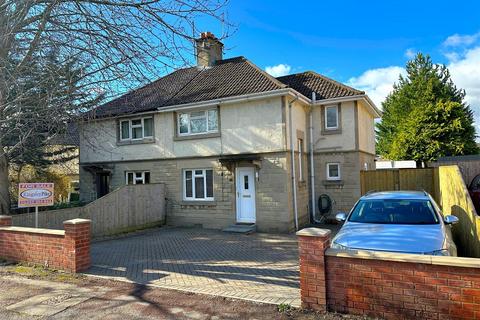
389,101,478,162
377,53,478,163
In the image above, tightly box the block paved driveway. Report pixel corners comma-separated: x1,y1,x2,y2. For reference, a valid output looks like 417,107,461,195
85,228,300,306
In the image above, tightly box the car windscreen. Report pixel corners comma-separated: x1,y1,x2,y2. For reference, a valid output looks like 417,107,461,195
348,199,440,224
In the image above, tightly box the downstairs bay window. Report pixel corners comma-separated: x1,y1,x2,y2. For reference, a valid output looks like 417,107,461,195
183,169,214,201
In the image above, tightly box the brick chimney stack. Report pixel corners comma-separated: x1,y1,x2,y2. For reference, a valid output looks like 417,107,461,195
195,32,223,68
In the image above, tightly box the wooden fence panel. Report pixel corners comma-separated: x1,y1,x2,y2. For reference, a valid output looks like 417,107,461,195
399,168,435,195
360,170,396,194
12,183,166,238
436,166,480,257
360,168,435,195
431,160,480,187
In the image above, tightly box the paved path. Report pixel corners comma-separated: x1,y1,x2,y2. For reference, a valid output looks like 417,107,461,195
85,228,300,306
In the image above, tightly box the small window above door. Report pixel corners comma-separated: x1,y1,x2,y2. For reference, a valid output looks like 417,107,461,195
321,104,342,135
325,105,339,130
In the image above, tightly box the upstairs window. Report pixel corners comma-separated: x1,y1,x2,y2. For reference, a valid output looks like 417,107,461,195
120,117,153,141
178,109,218,136
126,171,150,185
325,105,339,130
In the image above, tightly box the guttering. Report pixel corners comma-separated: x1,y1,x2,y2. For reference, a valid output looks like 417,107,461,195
313,94,382,118
80,110,158,123
157,88,310,113
288,94,299,231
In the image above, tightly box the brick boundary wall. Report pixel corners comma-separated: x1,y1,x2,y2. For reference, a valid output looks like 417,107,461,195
297,227,480,320
0,215,91,273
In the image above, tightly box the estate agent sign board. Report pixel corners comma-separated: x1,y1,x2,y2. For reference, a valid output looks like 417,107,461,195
18,183,54,207
18,183,54,228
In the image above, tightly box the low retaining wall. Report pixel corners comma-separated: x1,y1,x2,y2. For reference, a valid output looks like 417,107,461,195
0,215,91,272
298,228,480,319
12,183,166,238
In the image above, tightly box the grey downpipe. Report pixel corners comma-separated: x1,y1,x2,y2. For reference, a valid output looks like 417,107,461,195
288,95,299,231
310,92,318,223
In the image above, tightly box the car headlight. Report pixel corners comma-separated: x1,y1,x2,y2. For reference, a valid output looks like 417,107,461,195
427,249,450,256
331,242,348,250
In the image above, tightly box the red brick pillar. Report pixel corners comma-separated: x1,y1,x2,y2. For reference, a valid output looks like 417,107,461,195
296,227,331,312
0,216,12,226
63,218,91,272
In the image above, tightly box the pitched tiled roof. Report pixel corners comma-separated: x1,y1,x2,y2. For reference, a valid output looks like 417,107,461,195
276,71,364,100
90,57,364,118
48,123,80,146
91,57,285,118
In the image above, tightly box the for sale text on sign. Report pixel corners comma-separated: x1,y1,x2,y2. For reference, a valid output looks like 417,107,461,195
18,183,54,207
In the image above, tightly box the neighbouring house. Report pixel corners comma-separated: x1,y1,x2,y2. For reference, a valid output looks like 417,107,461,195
9,123,80,207
47,123,81,198
78,32,380,233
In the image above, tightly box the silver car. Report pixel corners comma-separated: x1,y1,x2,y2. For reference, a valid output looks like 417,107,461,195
331,191,458,256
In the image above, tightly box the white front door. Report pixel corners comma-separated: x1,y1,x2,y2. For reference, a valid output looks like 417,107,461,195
236,167,256,223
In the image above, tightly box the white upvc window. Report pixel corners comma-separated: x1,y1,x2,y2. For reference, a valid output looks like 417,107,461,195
120,117,153,141
298,138,304,181
325,105,339,130
326,163,341,181
125,171,150,185
183,169,214,201
178,109,218,136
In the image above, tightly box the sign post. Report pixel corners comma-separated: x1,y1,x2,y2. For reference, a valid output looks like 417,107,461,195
18,183,54,228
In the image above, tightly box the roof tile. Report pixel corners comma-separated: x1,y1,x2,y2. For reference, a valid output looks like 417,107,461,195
277,71,364,100
90,57,364,118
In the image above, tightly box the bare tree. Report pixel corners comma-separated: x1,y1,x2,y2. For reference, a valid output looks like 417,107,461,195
0,0,230,214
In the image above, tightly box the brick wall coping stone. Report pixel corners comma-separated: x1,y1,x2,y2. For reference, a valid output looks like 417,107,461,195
63,218,91,225
326,248,480,268
0,226,65,236
0,215,11,219
296,227,331,237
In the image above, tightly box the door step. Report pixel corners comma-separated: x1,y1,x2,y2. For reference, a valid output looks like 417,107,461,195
222,223,256,234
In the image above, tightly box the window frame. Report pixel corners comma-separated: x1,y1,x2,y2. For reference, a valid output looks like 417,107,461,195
325,105,339,130
125,171,150,185
326,163,341,181
119,117,154,141
177,108,218,136
297,138,304,181
183,168,214,201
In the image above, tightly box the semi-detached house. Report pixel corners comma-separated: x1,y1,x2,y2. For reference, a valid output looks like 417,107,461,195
79,32,381,233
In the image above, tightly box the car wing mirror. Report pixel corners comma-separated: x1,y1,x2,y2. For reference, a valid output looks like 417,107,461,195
444,215,459,225
336,212,347,222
